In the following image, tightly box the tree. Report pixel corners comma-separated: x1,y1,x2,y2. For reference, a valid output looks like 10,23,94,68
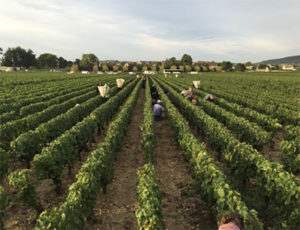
102,64,109,72
151,64,157,72
221,61,233,71
179,65,184,71
58,57,68,68
184,65,192,72
142,65,148,72
93,64,99,73
194,65,200,72
181,54,192,65
258,63,267,69
165,57,176,69
37,53,58,69
170,65,177,70
0,47,3,56
79,53,99,71
74,59,80,65
2,47,37,68
132,66,138,72
112,65,119,72
235,63,246,72
122,64,129,72
70,64,79,72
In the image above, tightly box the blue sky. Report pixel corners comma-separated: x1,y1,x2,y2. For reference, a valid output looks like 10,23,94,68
0,0,299,62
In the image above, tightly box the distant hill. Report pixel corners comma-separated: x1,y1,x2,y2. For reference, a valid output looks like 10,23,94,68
261,55,300,65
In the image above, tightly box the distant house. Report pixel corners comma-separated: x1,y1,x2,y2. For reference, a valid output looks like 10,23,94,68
281,64,296,71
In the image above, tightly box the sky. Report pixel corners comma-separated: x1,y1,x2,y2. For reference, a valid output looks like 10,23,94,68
0,0,299,62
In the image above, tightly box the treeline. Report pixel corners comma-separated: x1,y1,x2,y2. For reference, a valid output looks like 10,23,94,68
0,46,257,72
0,47,72,70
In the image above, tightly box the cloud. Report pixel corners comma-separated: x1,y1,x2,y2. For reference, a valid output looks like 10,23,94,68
0,0,299,62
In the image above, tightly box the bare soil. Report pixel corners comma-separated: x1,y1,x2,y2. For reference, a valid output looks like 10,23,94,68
153,117,217,230
84,89,146,230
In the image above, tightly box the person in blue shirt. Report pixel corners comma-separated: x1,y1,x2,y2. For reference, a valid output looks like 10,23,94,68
153,100,164,121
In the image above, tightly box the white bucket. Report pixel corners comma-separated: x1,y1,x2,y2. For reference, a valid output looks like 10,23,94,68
116,78,125,88
193,81,200,89
98,86,107,97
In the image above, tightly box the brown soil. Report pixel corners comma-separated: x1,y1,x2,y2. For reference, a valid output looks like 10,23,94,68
153,117,217,230
84,88,146,230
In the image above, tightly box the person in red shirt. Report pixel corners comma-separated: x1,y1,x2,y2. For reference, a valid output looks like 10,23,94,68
218,212,244,230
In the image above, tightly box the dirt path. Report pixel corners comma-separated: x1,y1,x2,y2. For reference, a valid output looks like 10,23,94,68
153,117,217,230
84,88,146,230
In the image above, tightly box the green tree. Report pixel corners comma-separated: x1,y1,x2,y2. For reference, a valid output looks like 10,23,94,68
58,57,68,68
194,65,200,72
179,65,184,71
93,64,99,73
37,53,58,69
235,63,246,72
2,47,37,68
258,63,267,69
113,65,119,72
184,65,192,72
159,64,164,72
123,64,129,72
142,65,148,72
70,64,79,72
245,62,252,66
181,54,192,65
165,57,176,68
102,64,109,72
221,61,233,71
170,65,177,70
79,53,99,71
132,66,138,72
151,64,157,71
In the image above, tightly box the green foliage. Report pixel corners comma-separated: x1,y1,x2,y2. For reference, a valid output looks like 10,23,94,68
79,53,99,71
181,54,193,65
35,80,142,230
136,164,164,230
8,169,42,213
163,79,271,149
0,185,8,229
164,57,176,68
280,135,300,174
0,148,8,183
33,80,136,187
156,77,300,229
38,53,58,69
221,61,233,71
58,57,68,69
151,77,263,229
235,63,246,72
141,78,156,163
113,65,119,72
2,46,37,68
70,64,79,72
